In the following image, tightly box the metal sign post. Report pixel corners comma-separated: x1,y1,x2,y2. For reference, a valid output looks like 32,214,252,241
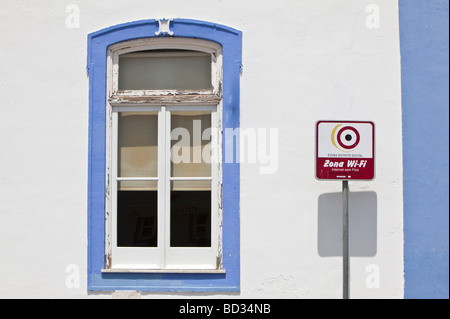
316,121,375,299
342,180,349,299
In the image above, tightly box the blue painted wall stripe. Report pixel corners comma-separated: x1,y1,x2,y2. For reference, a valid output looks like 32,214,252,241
399,0,449,299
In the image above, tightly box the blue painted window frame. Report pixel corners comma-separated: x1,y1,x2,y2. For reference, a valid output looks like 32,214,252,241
87,19,241,291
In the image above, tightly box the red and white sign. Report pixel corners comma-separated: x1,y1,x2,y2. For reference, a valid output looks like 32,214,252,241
316,121,375,180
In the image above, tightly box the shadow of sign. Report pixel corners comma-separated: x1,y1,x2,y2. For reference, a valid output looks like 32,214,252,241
318,191,377,257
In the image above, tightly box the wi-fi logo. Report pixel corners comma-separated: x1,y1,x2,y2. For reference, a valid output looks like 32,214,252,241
331,124,360,152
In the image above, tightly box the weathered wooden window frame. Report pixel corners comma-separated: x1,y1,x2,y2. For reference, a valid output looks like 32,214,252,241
87,19,241,292
104,38,223,272
108,37,223,105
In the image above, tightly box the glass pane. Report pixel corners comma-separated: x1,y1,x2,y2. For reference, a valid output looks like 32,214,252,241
171,180,211,191
118,112,158,178
117,190,157,247
171,112,212,179
119,50,212,90
119,180,157,191
170,182,211,247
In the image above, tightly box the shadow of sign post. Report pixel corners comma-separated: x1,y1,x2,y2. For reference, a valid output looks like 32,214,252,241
318,191,377,257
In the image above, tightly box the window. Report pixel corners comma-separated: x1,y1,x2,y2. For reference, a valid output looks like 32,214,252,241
105,38,222,271
87,19,241,291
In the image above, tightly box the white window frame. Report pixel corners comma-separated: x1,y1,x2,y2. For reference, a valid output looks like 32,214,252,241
104,38,223,272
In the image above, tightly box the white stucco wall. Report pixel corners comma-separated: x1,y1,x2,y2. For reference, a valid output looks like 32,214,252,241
0,0,403,298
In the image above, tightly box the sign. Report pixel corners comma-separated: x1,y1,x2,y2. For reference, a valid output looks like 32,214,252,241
316,121,375,180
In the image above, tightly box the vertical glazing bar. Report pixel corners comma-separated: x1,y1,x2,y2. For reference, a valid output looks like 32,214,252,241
343,180,349,299
164,107,171,264
158,106,166,268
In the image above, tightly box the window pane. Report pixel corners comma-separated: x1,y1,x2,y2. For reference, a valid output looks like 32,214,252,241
171,180,211,191
119,50,212,90
170,182,211,248
118,112,158,178
119,180,157,191
117,190,157,247
171,112,212,180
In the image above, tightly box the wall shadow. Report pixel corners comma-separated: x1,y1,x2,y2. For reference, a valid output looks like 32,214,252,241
318,191,377,257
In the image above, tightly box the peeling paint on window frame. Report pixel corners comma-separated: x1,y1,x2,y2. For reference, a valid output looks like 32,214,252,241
105,38,223,272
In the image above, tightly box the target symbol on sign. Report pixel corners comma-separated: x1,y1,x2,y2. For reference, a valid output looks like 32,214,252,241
331,124,360,152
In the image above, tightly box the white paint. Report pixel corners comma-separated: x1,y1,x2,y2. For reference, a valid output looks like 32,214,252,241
65,4,80,29
65,264,81,289
112,290,141,299
0,0,403,298
155,18,174,36
365,264,381,289
366,4,381,29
